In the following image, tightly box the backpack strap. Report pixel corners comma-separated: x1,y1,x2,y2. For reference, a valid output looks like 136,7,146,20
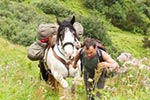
96,48,104,62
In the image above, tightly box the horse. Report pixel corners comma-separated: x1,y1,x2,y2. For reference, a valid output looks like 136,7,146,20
42,16,81,98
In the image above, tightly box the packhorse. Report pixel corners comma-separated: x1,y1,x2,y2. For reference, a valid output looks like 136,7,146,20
39,16,81,99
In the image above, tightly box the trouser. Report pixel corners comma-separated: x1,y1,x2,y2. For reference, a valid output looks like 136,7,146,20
84,69,106,100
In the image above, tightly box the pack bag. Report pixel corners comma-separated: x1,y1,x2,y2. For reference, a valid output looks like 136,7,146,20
94,39,106,52
27,41,47,61
27,22,84,61
27,23,58,61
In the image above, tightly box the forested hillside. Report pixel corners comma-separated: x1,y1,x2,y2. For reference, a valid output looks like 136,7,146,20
0,0,150,100
0,0,149,58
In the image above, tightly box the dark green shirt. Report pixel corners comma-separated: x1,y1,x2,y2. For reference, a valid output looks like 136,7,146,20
81,51,99,78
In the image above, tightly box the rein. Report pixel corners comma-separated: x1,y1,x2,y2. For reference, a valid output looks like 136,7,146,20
52,48,72,76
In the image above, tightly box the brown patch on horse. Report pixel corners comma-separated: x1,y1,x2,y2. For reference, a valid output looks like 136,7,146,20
47,74,60,92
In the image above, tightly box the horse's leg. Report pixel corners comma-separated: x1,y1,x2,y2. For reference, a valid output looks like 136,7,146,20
47,73,59,92
38,60,60,91
70,63,83,97
59,86,70,100
47,49,69,89
51,70,69,88
50,70,70,99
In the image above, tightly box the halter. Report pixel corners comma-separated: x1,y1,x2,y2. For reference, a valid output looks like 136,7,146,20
62,42,74,49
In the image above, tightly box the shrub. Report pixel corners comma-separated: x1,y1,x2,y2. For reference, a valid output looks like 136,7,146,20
35,0,75,17
0,1,53,46
81,15,111,46
142,36,150,48
104,0,150,34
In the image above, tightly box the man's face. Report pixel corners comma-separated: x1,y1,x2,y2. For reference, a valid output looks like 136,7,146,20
84,46,97,58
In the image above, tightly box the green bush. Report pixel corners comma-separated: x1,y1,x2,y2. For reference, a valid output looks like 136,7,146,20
0,1,53,46
81,15,111,46
84,0,150,35
9,0,25,2
142,36,150,48
104,1,150,34
35,0,75,17
11,27,36,46
80,15,121,58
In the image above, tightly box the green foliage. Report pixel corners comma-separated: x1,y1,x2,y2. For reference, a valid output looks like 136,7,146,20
108,29,150,58
105,0,150,34
9,0,25,2
0,0,150,99
81,15,111,46
83,0,150,35
84,0,102,10
0,1,53,46
100,64,150,100
80,15,121,58
142,36,150,48
35,0,76,17
1,34,150,99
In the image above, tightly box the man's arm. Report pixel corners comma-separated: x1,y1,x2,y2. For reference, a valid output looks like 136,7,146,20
100,50,119,71
72,50,81,69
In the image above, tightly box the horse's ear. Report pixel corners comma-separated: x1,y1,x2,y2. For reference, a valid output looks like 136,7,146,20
70,16,75,25
56,16,61,25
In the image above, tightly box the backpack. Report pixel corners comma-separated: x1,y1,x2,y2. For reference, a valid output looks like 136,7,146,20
27,41,47,61
27,23,58,61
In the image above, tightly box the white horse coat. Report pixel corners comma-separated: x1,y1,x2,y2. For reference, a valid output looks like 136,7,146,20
44,16,81,89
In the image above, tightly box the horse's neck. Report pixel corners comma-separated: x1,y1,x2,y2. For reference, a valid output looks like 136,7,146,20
53,44,77,61
53,45,67,61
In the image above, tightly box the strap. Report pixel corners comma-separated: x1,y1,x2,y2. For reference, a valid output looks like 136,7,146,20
96,49,104,62
52,48,71,76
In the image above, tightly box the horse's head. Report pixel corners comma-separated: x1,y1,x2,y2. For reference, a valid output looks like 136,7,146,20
56,16,78,60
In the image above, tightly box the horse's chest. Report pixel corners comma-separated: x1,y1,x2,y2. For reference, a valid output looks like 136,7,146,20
54,61,69,76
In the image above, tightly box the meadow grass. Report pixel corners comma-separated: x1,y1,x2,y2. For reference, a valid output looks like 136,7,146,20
108,28,150,59
0,37,57,100
0,37,86,100
0,26,150,100
1,0,150,99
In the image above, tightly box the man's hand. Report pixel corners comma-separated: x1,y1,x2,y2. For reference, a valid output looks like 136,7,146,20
99,62,119,72
99,62,108,68
72,62,77,69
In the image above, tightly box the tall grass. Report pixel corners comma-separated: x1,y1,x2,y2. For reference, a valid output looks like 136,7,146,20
1,34,150,100
108,28,150,58
0,37,56,100
0,37,86,100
